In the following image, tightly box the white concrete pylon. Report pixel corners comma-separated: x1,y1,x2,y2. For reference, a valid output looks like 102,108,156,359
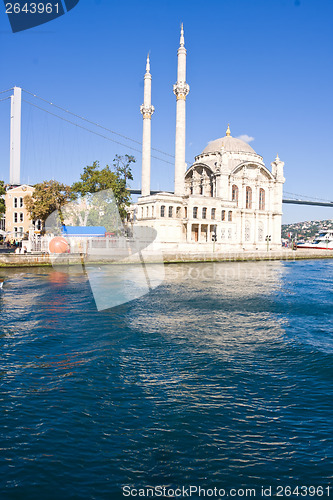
140,54,155,197
173,23,190,196
10,86,21,186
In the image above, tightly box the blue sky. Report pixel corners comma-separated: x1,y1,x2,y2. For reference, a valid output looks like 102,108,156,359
0,0,332,223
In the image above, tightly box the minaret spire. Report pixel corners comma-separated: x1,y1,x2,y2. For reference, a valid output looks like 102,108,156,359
180,23,184,46
140,53,155,197
173,23,190,196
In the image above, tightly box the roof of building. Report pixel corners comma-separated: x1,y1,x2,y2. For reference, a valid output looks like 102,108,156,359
202,135,256,155
202,126,256,155
61,226,106,237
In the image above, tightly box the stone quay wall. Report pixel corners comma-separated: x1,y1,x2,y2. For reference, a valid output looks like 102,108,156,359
0,248,332,268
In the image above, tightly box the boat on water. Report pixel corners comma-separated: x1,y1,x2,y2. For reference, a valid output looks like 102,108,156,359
297,230,333,250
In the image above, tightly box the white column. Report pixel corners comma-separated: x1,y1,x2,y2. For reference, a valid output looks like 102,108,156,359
140,55,154,197
10,86,21,185
173,24,190,196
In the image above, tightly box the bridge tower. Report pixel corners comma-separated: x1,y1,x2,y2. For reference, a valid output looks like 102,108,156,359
10,86,22,186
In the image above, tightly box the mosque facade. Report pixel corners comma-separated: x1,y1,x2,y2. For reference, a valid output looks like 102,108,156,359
129,26,285,251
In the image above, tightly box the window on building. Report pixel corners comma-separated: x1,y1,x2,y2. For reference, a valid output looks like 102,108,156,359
152,206,154,217
221,210,226,221
14,197,18,208
18,227,23,237
193,207,198,219
141,207,144,218
190,183,193,195
19,197,23,208
232,185,239,206
19,212,24,222
14,227,18,236
202,207,207,219
228,211,232,222
211,208,216,220
259,188,265,210
176,206,181,218
168,206,173,218
258,222,264,241
228,228,232,240
246,187,252,209
245,221,251,241
221,229,225,240
160,205,165,217
184,207,188,218
146,206,149,217
14,212,18,223
200,179,204,195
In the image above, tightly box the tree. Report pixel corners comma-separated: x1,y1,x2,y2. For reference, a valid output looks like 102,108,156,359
72,156,135,221
0,181,5,217
24,180,72,225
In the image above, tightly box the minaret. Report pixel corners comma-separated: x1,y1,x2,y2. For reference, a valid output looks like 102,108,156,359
140,54,154,197
173,24,190,196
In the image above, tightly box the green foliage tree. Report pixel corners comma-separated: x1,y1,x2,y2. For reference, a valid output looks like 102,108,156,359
24,180,72,225
0,180,6,216
72,156,135,222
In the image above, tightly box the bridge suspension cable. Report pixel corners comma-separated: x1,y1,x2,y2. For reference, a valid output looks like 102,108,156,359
284,191,332,203
21,88,183,162
22,98,175,166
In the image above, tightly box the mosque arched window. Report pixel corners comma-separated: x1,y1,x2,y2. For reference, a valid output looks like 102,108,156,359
228,211,232,222
259,189,265,210
246,187,252,209
221,210,226,221
232,185,239,206
193,207,198,219
200,178,204,195
161,205,165,217
202,207,207,219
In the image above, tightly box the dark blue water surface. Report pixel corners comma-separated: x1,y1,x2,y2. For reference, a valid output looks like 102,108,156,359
0,260,332,499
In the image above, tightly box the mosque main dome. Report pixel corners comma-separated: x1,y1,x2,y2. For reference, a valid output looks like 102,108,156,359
202,125,256,155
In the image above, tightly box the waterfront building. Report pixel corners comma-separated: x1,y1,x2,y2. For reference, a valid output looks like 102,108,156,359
129,26,285,251
4,184,41,240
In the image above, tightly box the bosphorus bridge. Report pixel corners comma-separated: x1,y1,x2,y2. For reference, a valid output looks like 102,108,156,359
1,86,332,209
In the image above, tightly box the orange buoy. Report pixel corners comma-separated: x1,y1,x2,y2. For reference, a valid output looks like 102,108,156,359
49,236,70,254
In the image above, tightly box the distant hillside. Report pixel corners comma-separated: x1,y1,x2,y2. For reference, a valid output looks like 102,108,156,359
282,219,333,241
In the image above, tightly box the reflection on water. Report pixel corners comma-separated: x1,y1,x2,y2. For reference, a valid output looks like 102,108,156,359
0,260,332,499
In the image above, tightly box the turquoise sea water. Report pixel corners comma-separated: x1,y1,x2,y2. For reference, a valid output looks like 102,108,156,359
0,260,332,499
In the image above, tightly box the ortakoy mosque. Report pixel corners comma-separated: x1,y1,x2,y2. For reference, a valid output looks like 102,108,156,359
129,25,285,251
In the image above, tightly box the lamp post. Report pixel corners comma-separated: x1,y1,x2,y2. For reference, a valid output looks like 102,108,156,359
212,225,217,252
265,234,271,252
